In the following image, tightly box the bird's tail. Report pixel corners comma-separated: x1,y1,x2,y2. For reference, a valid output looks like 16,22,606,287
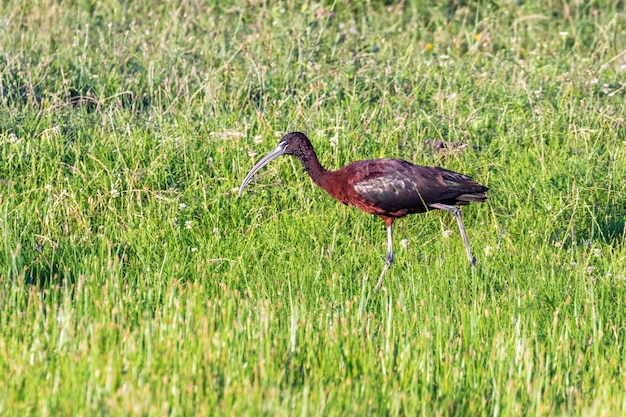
456,189,488,203
436,167,488,205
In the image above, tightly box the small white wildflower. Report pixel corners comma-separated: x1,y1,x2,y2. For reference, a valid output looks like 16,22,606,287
442,230,453,238
439,55,450,60
546,206,553,211
179,203,187,210
253,135,263,144
8,133,19,143
554,241,562,248
316,129,325,136
185,220,192,229
484,245,493,256
559,31,569,37
590,78,599,84
605,273,613,278
593,248,602,258
212,227,220,235
329,136,338,147
586,266,594,274
191,247,198,253
400,239,409,248
248,151,257,158
110,188,120,198
570,261,577,266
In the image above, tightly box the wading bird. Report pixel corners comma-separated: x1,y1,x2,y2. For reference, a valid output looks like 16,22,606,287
239,132,488,291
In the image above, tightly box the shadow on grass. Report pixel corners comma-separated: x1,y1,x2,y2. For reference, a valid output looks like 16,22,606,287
597,217,625,244
1,59,151,112
8,241,133,289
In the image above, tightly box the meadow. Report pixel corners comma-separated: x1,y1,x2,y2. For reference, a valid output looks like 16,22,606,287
1,0,625,415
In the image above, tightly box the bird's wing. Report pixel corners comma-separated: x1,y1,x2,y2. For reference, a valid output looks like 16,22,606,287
351,160,477,212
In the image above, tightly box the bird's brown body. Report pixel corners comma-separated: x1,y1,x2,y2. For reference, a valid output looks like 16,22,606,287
239,132,488,290
303,157,486,223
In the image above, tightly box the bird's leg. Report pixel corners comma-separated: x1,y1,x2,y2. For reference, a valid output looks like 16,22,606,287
375,224,393,291
429,203,476,267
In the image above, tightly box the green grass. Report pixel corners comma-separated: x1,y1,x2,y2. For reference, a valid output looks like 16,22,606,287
1,0,626,415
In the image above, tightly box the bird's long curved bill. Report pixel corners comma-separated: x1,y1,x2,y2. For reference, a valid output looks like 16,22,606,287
238,143,286,196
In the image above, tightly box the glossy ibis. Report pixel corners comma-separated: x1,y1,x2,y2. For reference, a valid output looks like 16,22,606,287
239,132,488,291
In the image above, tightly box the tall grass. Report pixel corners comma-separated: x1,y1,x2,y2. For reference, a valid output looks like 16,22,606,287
1,0,625,415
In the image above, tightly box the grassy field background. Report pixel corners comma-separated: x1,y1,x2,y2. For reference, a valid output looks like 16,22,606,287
1,0,626,415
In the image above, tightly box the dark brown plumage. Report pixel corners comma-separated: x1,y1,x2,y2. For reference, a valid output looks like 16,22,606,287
239,132,488,290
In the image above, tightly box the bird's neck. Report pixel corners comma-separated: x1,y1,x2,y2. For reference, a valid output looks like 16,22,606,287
296,149,329,187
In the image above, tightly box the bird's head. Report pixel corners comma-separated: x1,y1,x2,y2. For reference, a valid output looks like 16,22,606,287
238,132,312,196
279,132,312,156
